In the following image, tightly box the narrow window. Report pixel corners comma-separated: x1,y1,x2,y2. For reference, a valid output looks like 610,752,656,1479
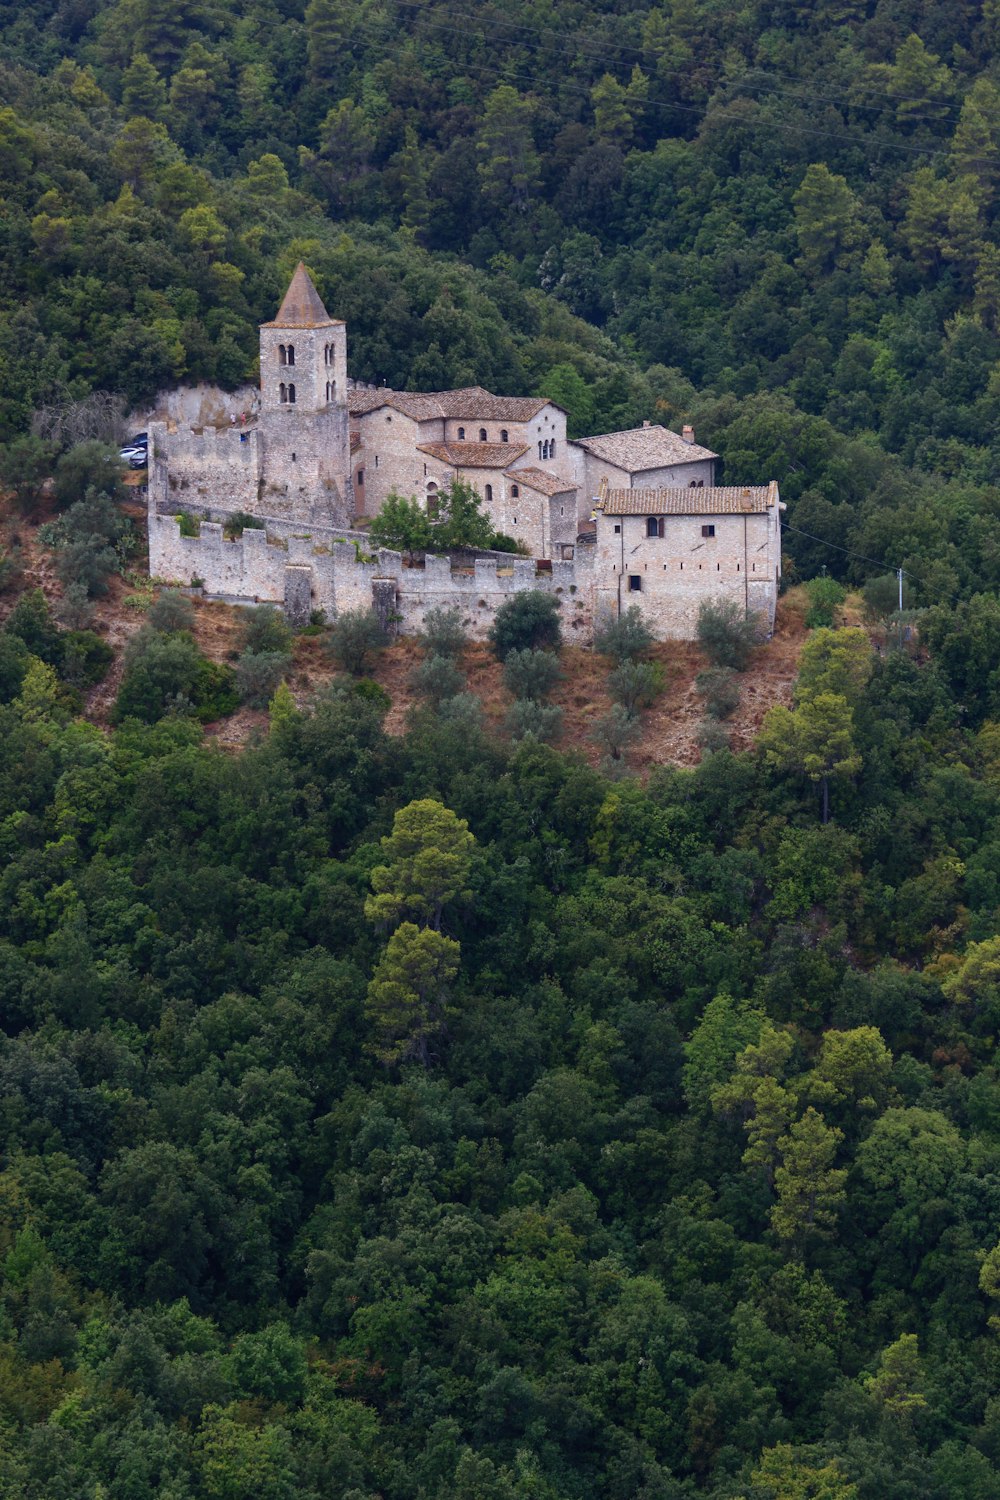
697,479,704,488
479,427,487,441
538,442,543,459
357,468,364,486
291,452,296,462
511,484,519,497
286,344,295,366
458,426,465,440
278,344,286,366
500,429,508,443
689,479,697,487
628,574,642,592
513,516,517,525
375,455,378,469
485,484,493,502
550,439,556,456
702,524,715,538
279,382,287,403
646,517,659,537
287,384,296,404
614,524,621,534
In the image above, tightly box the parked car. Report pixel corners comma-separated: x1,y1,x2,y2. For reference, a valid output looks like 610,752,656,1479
119,444,147,468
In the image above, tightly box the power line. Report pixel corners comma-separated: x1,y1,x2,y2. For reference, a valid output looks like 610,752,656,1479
782,521,905,574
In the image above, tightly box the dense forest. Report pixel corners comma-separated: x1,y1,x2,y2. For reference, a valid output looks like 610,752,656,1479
5,0,1000,1495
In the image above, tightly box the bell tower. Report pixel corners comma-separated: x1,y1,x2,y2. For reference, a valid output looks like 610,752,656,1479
258,262,351,524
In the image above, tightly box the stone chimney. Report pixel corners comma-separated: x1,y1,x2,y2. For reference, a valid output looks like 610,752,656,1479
682,424,694,444
642,419,650,428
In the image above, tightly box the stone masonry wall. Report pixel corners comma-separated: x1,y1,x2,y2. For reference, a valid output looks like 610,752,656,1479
148,508,597,640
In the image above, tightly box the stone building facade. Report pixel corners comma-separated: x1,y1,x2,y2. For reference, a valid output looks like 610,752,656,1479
147,263,782,641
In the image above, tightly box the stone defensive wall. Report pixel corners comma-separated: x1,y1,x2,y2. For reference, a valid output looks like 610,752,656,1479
148,422,262,516
148,506,596,637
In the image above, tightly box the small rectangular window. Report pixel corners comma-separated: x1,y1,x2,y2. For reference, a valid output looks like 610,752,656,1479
702,524,715,537
356,469,364,486
628,574,642,592
614,524,621,534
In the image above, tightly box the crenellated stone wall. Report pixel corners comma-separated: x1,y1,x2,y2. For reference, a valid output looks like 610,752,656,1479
148,504,597,640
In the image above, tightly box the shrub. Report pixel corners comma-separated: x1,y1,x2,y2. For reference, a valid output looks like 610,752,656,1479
503,647,563,701
53,441,124,509
241,603,292,655
4,588,63,664
236,649,292,707
591,703,641,761
593,605,655,663
489,592,561,660
805,576,846,628
176,511,200,537
411,653,466,706
863,572,911,621
350,678,392,711
326,608,388,675
147,589,195,633
696,598,760,670
0,435,54,516
49,488,135,597
505,698,564,743
697,718,731,753
607,659,662,712
223,511,259,539
0,633,29,703
420,605,467,658
113,630,238,724
56,583,95,630
437,692,484,731
696,666,740,720
60,630,114,689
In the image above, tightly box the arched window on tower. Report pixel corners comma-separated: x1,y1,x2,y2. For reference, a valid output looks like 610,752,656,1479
288,384,296,404
278,345,287,366
479,428,487,441
537,441,543,459
511,485,519,497
500,429,508,443
279,383,287,403
457,427,465,440
286,344,295,367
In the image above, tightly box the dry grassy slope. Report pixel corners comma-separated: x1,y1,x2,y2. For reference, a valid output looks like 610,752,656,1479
3,498,809,771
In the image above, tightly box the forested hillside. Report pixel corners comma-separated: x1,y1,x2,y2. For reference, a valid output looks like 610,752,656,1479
5,1,1000,1497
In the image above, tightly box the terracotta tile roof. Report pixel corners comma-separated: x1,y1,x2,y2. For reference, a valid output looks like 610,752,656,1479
574,424,717,469
507,466,575,497
348,385,559,422
601,482,778,516
417,441,529,468
261,262,342,328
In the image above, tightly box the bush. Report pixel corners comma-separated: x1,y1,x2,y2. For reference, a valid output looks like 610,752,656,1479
50,488,135,597
489,592,561,660
411,653,466,706
437,692,484,731
53,441,124,509
147,589,195,633
0,633,29,703
350,677,392,711
696,598,760,670
4,589,63,664
326,608,388,675
223,511,259,539
695,666,740,720
56,583,95,630
420,605,467,658
591,703,641,762
503,647,563,701
176,511,200,538
607,659,662,712
593,605,655,663
241,604,292,655
60,630,114,689
697,718,731,753
863,572,911,621
505,698,564,743
805,576,846,628
113,629,238,724
236,649,292,707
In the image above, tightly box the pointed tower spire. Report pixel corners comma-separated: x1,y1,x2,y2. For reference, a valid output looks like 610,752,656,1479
263,262,340,328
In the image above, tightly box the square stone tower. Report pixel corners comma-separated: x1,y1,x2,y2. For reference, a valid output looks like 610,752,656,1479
258,262,352,525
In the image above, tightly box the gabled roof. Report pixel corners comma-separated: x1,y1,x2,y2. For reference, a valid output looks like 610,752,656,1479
417,441,529,468
574,424,717,470
261,262,342,329
349,385,560,422
601,482,778,516
507,466,575,497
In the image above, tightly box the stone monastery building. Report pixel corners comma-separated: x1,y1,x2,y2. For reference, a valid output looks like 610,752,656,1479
148,263,782,638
